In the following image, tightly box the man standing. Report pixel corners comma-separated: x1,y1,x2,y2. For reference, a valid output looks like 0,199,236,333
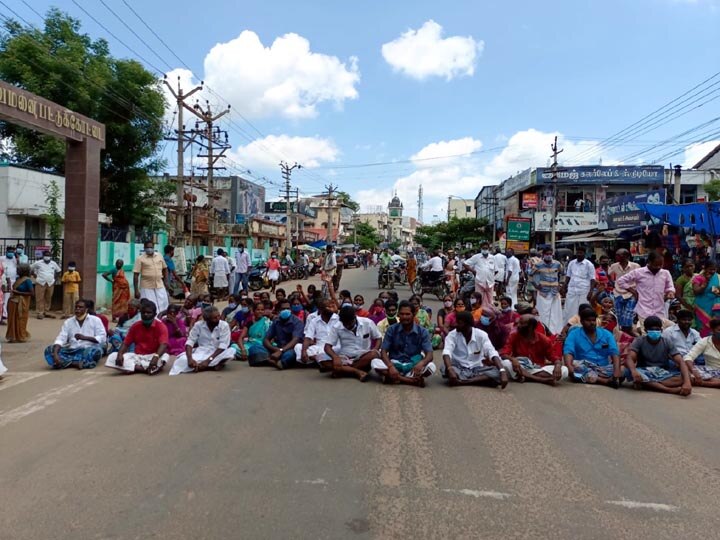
170,306,235,375
493,247,507,296
14,243,28,264
561,246,596,325
163,245,181,294
608,248,640,332
322,244,337,294
442,311,509,388
501,315,567,385
106,299,169,375
324,305,381,381
233,243,252,295
44,299,107,370
133,240,169,313
504,248,521,309
464,241,496,307
210,248,231,299
2,246,18,322
31,250,61,319
371,300,435,386
530,247,564,335
615,251,674,327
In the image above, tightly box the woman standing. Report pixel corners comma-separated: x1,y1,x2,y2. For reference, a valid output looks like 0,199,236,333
190,255,209,295
6,264,33,343
691,260,720,336
406,252,417,287
102,259,130,321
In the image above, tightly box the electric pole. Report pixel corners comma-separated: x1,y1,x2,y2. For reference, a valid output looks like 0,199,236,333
550,136,564,253
280,161,301,254
324,184,338,244
163,75,203,242
418,184,424,223
195,102,231,233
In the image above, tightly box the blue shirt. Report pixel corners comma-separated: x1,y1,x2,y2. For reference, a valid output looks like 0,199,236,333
382,323,432,362
563,326,619,366
164,255,176,273
266,316,304,347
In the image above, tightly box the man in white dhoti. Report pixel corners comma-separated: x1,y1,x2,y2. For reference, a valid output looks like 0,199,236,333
170,305,234,375
296,298,339,370
504,248,521,309
530,247,564,335
561,246,596,326
106,299,169,375
133,240,169,313
210,249,231,299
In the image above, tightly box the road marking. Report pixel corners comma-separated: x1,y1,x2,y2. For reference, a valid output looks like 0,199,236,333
606,500,678,512
296,478,328,485
319,407,330,424
0,376,98,428
0,372,49,392
443,488,512,500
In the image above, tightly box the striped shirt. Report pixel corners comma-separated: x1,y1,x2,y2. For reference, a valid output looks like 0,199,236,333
531,260,563,297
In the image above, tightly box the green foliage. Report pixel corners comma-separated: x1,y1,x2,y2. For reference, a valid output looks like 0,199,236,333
336,191,360,212
415,217,490,251
355,221,382,250
0,9,168,227
704,178,720,202
43,178,62,259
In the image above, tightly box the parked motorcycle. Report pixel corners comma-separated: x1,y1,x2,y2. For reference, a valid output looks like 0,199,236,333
411,269,450,300
248,263,267,291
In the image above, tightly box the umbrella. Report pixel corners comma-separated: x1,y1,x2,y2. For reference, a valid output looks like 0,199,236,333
358,249,370,254
297,244,321,252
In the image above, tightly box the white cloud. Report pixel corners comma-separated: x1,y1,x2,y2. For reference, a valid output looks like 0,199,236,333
682,140,720,168
381,20,484,81
411,137,483,167
227,134,339,170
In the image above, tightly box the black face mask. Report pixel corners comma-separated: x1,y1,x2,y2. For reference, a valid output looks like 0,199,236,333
649,266,660,275
206,319,219,329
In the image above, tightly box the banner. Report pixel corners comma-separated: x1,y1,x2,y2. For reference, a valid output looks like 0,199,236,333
598,190,665,230
506,217,531,241
536,165,664,185
522,193,538,209
534,211,598,233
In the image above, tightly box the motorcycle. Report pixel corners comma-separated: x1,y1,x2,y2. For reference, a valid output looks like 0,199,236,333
248,263,267,291
378,266,395,289
457,270,475,301
411,269,450,300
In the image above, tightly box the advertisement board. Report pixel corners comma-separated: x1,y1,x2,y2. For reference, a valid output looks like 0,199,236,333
534,211,598,233
522,192,538,209
598,190,665,230
501,168,534,199
506,217,531,241
231,177,265,217
536,165,664,185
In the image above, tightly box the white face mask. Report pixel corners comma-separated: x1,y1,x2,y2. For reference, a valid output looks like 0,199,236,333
43,256,51,262
481,249,489,256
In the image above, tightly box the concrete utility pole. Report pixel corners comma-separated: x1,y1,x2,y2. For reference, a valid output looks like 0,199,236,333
418,185,424,223
324,184,338,244
550,136,564,253
280,161,300,253
163,75,203,241
194,102,231,231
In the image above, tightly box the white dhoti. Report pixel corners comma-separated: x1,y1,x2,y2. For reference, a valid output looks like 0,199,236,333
536,293,563,335
169,345,235,375
140,288,169,313
213,273,228,288
294,342,338,364
505,276,520,309
267,269,280,282
563,288,589,325
105,352,170,373
0,343,7,376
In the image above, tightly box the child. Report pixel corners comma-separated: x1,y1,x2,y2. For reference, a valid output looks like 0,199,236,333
163,304,188,356
60,261,82,318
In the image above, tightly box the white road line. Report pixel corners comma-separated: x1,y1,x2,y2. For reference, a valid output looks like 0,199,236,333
443,488,512,500
319,407,330,424
0,372,49,392
606,500,678,512
296,479,328,485
0,377,98,428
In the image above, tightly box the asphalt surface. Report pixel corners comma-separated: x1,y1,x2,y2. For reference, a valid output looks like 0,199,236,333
2,267,720,539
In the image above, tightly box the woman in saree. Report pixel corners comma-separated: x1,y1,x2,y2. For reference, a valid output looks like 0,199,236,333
691,260,720,337
162,303,188,356
190,255,209,295
245,302,272,365
102,259,130,322
6,264,33,343
409,294,442,349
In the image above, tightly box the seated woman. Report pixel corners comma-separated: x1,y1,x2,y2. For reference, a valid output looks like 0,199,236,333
108,298,142,353
244,302,272,364
497,296,519,331
162,303,188,356
443,298,467,334
469,291,483,324
289,293,307,323
44,299,107,370
437,295,454,339
230,299,256,360
353,294,371,318
409,294,442,349
682,318,720,388
367,298,386,324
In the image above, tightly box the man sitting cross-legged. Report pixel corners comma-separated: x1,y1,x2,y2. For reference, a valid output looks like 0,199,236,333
296,298,339,371
501,314,568,385
324,305,381,382
682,318,720,388
105,299,169,375
625,315,692,396
371,300,436,387
262,299,304,370
563,307,622,386
169,305,235,375
44,299,107,370
441,310,509,388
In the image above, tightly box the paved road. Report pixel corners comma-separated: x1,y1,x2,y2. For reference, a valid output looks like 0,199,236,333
2,267,720,539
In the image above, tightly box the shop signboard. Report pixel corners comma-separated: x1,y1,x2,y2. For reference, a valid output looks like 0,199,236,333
597,189,665,230
501,168,534,199
536,165,664,185
506,217,531,241
522,192,538,209
534,211,598,233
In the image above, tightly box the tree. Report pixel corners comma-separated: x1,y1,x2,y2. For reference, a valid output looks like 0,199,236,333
43,179,62,259
415,217,489,251
336,191,360,212
704,178,720,202
355,221,382,250
0,9,171,228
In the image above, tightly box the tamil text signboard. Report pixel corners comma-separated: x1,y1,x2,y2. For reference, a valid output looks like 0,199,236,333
598,189,665,230
506,217,531,252
536,165,664,185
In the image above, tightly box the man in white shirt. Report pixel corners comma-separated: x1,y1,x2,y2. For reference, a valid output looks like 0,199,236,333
464,241,496,307
296,298,339,370
31,250,61,319
2,246,18,320
493,248,507,295
233,243,252,295
421,249,445,284
324,305,381,381
210,248,231,298
504,248,522,309
170,306,235,375
441,311,509,387
561,246,597,325
44,299,107,370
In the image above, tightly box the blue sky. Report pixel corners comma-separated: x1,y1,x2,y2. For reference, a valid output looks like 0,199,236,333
16,0,720,219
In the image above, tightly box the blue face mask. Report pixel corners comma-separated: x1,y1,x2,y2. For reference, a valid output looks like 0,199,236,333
279,309,292,320
480,315,491,326
240,306,249,313
291,304,303,313
6,253,14,259
646,330,662,341
201,302,211,309
227,303,237,309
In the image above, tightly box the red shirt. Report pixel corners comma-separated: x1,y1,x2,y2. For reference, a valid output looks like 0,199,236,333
500,331,558,367
124,319,169,355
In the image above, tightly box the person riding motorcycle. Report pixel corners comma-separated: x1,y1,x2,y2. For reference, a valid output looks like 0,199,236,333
420,250,445,284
